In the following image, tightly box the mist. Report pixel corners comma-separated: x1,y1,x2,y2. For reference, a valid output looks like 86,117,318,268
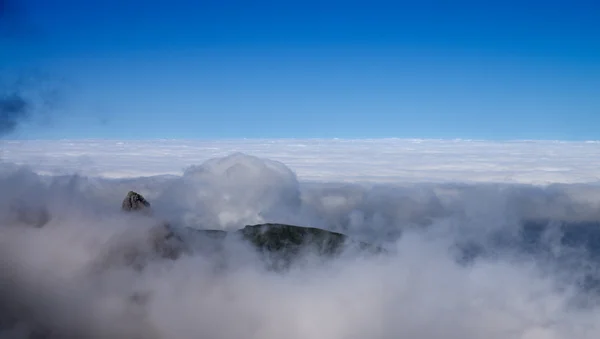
0,0,66,139
1,153,600,338
0,0,28,137
0,93,29,136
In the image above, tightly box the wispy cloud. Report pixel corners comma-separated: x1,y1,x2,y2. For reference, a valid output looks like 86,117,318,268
0,93,30,137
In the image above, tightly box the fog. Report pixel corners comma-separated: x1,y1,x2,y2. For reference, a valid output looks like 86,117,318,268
2,153,600,338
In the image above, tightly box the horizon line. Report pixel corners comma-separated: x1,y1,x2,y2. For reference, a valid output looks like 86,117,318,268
3,138,600,143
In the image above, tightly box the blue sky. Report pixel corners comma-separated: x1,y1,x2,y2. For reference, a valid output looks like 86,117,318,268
2,0,599,139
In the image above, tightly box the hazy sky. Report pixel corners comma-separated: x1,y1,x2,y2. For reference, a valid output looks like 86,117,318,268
2,0,599,139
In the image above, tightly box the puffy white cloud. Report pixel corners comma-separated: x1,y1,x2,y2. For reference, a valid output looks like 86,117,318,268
153,152,301,230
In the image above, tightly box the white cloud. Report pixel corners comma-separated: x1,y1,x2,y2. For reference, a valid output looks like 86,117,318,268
1,146,600,337
2,139,600,184
154,152,302,230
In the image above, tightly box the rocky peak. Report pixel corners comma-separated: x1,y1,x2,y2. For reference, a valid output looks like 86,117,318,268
122,191,151,213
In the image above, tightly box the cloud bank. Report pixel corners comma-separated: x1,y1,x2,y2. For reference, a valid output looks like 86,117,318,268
2,152,600,338
3,139,600,184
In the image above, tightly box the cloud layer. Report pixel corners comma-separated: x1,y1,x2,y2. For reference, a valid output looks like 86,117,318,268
2,152,600,338
3,139,600,184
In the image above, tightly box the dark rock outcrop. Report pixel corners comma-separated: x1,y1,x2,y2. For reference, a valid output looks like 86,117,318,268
239,223,349,255
122,191,151,212
236,223,384,270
